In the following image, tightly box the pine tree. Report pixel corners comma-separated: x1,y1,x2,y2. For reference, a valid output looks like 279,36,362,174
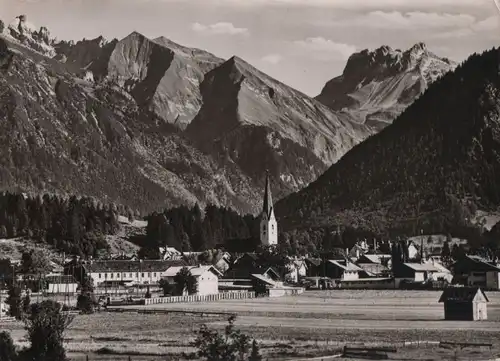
248,340,262,361
6,284,22,320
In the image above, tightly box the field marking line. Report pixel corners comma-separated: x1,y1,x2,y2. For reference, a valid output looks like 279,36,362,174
283,353,343,361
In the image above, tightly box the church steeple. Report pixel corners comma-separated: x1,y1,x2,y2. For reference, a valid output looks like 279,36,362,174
260,171,278,246
262,171,274,220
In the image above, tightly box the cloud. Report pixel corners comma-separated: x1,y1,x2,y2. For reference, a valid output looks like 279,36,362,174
178,0,491,9
261,54,283,64
191,22,249,35
293,37,356,60
327,11,477,29
433,16,498,38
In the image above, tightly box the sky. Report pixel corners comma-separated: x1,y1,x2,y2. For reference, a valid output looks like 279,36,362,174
1,0,499,96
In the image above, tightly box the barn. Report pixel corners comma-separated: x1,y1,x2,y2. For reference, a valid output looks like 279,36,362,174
439,287,488,321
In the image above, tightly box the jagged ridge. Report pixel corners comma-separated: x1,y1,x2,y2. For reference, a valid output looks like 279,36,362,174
316,43,456,130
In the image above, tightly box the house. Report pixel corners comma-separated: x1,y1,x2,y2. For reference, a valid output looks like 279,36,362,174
304,258,322,277
322,259,362,281
407,241,420,260
160,247,183,260
348,240,370,261
162,265,221,295
220,266,282,291
424,260,453,283
65,260,187,288
0,300,7,318
451,255,500,290
395,263,441,286
213,252,231,273
356,254,391,276
285,258,307,283
44,275,78,294
439,287,488,321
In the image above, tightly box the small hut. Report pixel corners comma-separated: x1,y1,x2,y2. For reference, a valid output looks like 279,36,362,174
439,287,488,321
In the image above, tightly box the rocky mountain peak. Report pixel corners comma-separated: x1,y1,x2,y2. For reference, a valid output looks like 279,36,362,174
4,15,57,57
316,43,456,130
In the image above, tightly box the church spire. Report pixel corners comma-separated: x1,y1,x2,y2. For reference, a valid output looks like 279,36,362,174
262,171,273,219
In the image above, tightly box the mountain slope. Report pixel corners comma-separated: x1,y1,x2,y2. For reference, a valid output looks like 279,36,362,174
0,16,370,215
186,56,369,196
276,48,500,235
316,43,456,130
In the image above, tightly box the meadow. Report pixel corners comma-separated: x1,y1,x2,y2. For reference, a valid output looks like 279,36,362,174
2,290,500,360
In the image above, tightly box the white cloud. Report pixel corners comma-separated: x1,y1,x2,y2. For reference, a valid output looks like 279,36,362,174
180,0,491,9
327,11,476,29
261,54,283,64
293,37,356,60
191,22,249,35
433,16,498,38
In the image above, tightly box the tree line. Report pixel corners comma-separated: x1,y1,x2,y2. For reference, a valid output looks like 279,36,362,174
0,192,121,257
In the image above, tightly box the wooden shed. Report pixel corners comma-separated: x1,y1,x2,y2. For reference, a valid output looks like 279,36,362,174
439,287,488,321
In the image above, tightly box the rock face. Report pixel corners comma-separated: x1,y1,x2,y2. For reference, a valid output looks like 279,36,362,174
316,43,456,130
0,17,370,215
276,48,500,235
4,15,57,57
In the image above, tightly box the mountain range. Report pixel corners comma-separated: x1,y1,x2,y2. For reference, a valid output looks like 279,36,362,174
276,47,500,237
316,43,456,130
0,14,455,217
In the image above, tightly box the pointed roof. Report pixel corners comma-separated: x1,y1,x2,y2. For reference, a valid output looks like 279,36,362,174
262,172,274,219
439,287,489,303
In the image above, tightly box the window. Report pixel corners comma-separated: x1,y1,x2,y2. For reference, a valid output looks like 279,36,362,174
153,273,157,277
129,273,132,278
142,273,144,277
136,273,139,277
98,273,102,279
111,274,114,279
147,272,150,277
117,273,120,278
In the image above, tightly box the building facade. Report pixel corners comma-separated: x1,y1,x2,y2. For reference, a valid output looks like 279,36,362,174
162,265,221,295
260,173,278,246
439,287,488,321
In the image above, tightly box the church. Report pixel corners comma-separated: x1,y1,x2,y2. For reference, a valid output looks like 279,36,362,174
260,173,278,246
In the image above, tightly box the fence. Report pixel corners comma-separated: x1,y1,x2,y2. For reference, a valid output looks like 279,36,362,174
143,291,255,305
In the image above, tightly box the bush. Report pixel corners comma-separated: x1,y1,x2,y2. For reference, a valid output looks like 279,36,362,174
194,316,261,361
0,331,17,361
174,267,197,295
24,300,74,361
77,293,94,314
159,279,174,296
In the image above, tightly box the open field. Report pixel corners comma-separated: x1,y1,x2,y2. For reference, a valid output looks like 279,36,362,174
2,290,500,360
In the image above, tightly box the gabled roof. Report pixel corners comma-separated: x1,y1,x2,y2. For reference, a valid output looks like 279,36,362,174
357,254,391,264
328,260,363,272
305,258,322,267
251,273,280,287
439,287,489,303
452,255,500,273
163,265,222,278
403,263,439,272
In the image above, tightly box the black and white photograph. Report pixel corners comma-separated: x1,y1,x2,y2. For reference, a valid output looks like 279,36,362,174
0,0,500,360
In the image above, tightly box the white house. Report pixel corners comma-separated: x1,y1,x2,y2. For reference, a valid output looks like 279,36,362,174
325,260,362,281
162,265,221,295
45,275,78,294
260,173,278,246
160,247,183,260
285,258,307,283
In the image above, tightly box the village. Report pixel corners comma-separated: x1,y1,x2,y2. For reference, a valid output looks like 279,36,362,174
0,176,499,360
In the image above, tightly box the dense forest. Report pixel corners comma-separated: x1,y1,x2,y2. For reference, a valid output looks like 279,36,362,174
276,47,500,240
0,192,120,257
140,204,260,256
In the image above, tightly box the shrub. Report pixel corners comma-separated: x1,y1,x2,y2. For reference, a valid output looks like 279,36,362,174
0,331,17,361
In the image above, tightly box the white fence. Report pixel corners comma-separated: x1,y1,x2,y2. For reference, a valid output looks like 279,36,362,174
143,291,255,305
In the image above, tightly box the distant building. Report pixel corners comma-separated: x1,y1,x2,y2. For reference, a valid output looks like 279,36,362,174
322,259,362,281
451,255,500,290
0,301,8,318
260,173,278,246
439,287,488,321
162,265,221,296
44,275,78,294
160,247,183,260
356,254,391,277
65,260,187,288
285,258,308,283
395,263,441,286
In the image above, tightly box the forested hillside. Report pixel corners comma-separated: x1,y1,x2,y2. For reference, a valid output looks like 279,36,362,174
277,47,500,240
0,192,120,256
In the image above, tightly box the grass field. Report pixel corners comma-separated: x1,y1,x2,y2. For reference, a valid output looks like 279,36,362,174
2,290,500,360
